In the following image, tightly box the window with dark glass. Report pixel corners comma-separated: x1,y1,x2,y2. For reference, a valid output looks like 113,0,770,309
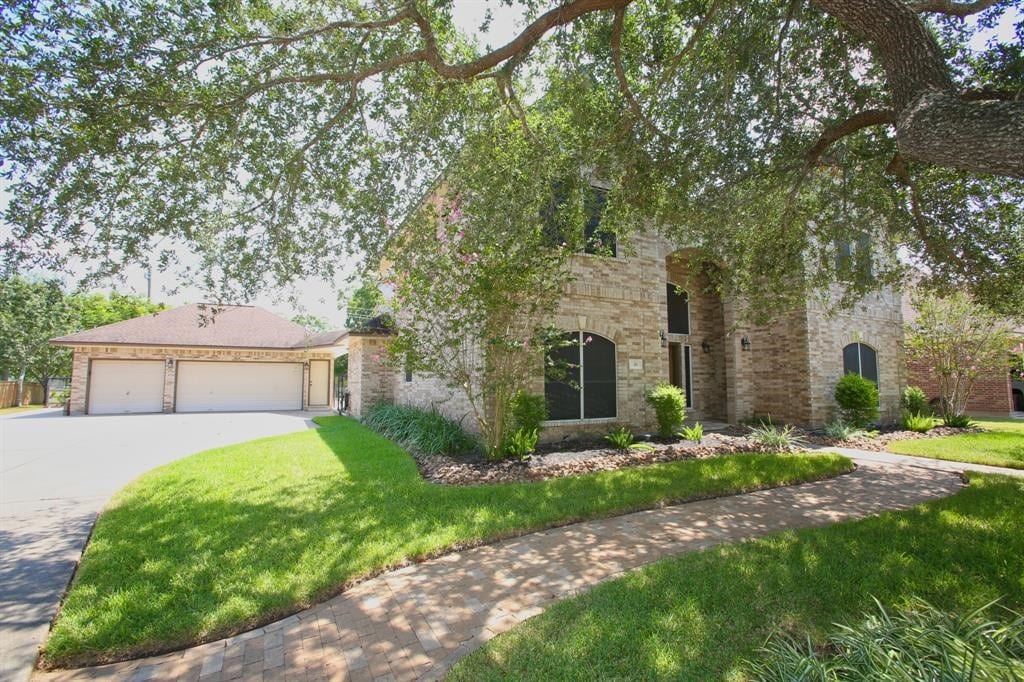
835,234,873,281
545,332,617,420
843,342,878,385
542,184,616,256
667,284,690,334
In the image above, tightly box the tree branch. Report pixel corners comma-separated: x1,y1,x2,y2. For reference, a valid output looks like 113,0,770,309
907,0,1000,17
804,109,896,167
610,7,671,141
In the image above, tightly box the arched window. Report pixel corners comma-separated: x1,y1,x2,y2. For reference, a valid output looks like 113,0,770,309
843,343,878,385
545,332,617,420
667,283,690,334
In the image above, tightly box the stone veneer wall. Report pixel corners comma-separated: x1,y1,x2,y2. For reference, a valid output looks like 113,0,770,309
391,365,477,430
805,287,905,425
67,345,333,415
749,307,814,425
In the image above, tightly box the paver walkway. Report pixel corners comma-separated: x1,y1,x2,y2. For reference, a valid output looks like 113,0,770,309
35,455,968,682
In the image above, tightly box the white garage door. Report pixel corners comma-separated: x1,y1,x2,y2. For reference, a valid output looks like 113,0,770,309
175,361,303,412
89,360,165,415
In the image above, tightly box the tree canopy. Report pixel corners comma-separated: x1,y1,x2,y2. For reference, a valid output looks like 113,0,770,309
1,0,1021,314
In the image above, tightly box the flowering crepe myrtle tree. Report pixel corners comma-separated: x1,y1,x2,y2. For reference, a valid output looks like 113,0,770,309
1,0,1022,317
386,115,593,456
906,287,1016,418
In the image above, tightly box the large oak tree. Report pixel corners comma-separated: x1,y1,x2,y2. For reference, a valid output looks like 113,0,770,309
1,0,1021,313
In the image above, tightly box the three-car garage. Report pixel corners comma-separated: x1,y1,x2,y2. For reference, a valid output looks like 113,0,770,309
53,304,345,416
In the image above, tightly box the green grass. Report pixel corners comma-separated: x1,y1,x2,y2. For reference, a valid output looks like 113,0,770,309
889,417,1024,469
43,416,852,667
449,473,1024,681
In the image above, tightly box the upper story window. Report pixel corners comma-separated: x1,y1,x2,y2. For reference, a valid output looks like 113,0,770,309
835,234,873,281
545,331,617,420
543,184,616,257
667,283,690,334
843,342,878,385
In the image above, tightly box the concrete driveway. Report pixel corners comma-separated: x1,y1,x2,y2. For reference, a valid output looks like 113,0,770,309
0,409,322,682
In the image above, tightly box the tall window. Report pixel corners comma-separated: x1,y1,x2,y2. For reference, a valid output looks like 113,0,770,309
545,332,617,420
667,284,690,334
843,343,878,385
835,234,873,281
543,184,616,256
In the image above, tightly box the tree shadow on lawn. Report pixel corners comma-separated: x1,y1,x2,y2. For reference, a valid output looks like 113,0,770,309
44,418,848,667
453,474,1024,681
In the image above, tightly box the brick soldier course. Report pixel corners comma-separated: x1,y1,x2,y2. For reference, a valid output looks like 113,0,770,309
35,452,986,682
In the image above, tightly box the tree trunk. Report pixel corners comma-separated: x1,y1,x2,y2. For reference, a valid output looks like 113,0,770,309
16,369,26,407
813,0,1024,178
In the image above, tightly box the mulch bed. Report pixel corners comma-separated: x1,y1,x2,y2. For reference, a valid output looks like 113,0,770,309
807,425,983,452
414,423,981,486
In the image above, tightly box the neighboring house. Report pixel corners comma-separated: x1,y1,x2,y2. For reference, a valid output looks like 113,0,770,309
343,228,905,437
51,304,345,415
902,291,1023,417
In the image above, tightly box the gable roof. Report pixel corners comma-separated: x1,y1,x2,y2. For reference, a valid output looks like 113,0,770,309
51,303,344,350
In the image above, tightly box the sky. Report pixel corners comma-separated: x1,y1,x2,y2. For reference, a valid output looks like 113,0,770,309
2,3,1017,328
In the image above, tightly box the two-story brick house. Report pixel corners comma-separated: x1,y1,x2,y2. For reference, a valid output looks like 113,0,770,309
342,225,905,438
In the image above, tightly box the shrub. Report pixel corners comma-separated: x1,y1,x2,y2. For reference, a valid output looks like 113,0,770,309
901,385,930,416
834,373,880,427
747,598,1024,681
503,427,538,462
604,426,656,452
822,420,867,442
48,388,70,406
679,423,704,444
646,383,686,437
748,421,807,452
509,390,548,434
943,412,975,428
901,411,935,433
362,404,477,456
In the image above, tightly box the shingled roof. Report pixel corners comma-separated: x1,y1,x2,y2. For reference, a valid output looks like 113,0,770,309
51,304,345,350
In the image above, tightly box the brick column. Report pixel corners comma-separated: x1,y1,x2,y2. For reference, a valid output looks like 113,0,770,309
347,335,395,417
723,303,755,424
68,349,89,415
162,358,176,413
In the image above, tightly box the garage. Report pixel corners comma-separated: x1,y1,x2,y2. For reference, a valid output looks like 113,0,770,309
88,360,165,414
175,361,303,412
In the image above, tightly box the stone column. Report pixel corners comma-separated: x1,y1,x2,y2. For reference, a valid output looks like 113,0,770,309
162,357,176,413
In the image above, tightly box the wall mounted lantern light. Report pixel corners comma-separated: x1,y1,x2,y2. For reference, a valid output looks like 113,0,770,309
701,339,711,354
165,358,175,369
659,329,668,348
740,336,752,352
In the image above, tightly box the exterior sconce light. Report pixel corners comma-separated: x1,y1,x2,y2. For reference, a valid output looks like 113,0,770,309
740,336,752,352
701,340,711,354
165,358,175,368
303,360,310,369
659,329,668,348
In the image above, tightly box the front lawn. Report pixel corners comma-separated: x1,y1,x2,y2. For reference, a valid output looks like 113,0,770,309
449,473,1024,681
43,416,852,668
0,404,46,415
888,417,1024,469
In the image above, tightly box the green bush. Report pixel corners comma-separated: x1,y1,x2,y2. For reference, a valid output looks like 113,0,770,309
901,411,935,433
901,385,930,416
503,427,538,462
748,421,807,452
605,425,635,450
646,383,686,438
834,373,880,428
822,420,867,442
362,404,477,456
944,412,975,428
509,390,548,434
747,598,1024,681
679,423,704,444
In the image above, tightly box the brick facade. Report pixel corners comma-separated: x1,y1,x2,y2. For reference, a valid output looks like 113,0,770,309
906,357,1014,417
67,345,333,415
349,233,906,436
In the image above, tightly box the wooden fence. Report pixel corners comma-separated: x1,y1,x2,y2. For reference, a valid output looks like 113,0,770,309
0,381,45,408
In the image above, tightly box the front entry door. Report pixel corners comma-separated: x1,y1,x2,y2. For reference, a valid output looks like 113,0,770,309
668,343,693,410
308,360,331,407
